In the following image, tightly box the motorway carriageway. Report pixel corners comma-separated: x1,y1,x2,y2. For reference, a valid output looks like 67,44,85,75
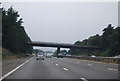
2,57,119,80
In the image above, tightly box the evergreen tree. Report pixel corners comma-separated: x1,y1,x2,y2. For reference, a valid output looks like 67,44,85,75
70,24,120,57
2,7,33,55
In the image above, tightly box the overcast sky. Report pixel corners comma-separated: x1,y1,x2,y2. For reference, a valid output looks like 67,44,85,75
2,2,118,51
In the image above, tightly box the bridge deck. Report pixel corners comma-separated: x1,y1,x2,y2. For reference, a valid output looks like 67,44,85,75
28,41,100,49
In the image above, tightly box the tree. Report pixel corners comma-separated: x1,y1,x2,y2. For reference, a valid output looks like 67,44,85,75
70,24,120,57
2,7,33,55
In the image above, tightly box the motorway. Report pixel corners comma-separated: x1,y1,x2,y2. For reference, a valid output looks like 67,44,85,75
4,57,119,80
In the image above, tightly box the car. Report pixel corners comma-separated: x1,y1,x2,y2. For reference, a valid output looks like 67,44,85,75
66,54,71,56
57,53,64,58
36,54,44,60
91,55,96,57
115,55,120,58
45,53,52,58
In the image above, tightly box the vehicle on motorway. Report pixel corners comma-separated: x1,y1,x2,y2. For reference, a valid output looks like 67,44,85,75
91,55,96,57
66,54,72,56
57,53,64,58
36,54,44,60
45,53,52,58
115,55,120,58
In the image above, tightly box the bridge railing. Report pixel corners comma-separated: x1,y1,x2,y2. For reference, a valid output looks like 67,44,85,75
64,56,120,64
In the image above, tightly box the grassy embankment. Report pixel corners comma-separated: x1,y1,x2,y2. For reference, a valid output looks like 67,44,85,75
2,48,18,61
2,48,33,61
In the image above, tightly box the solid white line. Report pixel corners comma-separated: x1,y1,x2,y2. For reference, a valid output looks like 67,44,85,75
0,57,33,80
63,68,68,71
81,78,88,81
88,64,92,66
107,68,118,71
55,64,59,66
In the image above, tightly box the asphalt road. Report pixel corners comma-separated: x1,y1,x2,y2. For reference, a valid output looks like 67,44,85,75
2,56,32,76
4,57,119,80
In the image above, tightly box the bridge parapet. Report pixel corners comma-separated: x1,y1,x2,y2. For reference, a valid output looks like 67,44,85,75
27,41,100,49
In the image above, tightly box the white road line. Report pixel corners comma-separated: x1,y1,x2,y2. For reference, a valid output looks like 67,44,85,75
76,62,79,63
107,68,118,71
81,78,88,81
88,64,92,66
55,64,59,66
0,57,33,80
51,62,53,63
63,68,68,71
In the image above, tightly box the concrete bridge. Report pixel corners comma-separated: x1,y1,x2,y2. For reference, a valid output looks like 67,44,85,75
27,41,100,55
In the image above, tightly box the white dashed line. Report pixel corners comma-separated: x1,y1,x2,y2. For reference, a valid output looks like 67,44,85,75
81,78,88,81
107,68,118,71
88,64,92,66
0,57,33,80
56,64,59,66
63,68,69,71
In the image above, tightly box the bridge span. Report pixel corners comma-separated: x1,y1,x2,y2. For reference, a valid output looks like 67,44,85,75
27,41,100,55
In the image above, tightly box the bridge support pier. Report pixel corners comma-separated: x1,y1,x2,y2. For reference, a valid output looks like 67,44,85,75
56,47,60,55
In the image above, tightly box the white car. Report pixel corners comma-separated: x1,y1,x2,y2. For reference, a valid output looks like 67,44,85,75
66,54,71,56
57,53,64,58
91,55,96,57
45,53,52,58
115,55,120,58
36,54,44,60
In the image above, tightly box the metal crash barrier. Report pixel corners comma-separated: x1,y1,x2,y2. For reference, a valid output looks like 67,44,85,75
64,56,120,64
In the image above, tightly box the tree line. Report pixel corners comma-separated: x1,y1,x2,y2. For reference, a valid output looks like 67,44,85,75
33,49,44,54
2,7,33,57
2,7,119,57
70,24,120,57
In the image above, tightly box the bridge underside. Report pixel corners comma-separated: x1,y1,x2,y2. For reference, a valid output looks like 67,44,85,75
28,41,100,55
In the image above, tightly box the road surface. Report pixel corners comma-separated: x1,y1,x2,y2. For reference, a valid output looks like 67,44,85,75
3,57,119,80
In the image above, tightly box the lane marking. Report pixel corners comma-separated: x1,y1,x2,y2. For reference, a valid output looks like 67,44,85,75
51,62,53,63
76,62,79,63
107,68,118,71
55,64,59,66
88,64,92,66
0,57,33,80
63,68,68,71
81,78,88,81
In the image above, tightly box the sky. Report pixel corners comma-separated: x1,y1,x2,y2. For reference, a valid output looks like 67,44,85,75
1,1,118,51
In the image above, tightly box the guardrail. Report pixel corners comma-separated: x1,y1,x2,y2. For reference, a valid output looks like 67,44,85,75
64,56,120,64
